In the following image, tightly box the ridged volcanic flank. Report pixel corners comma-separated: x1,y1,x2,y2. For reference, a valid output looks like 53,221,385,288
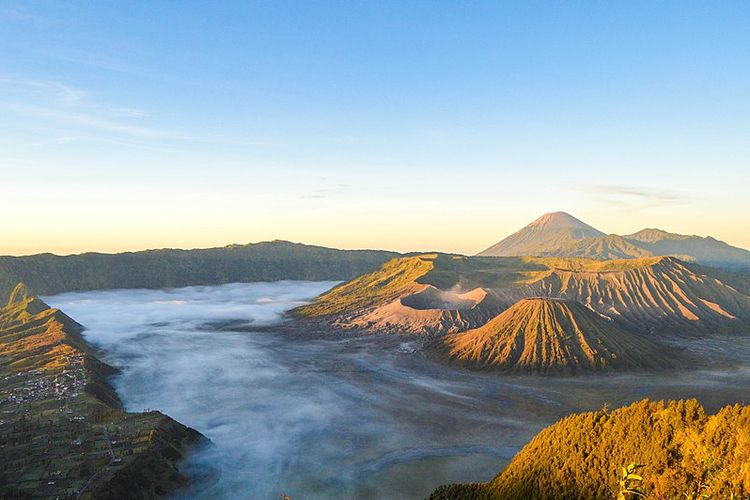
438,298,672,374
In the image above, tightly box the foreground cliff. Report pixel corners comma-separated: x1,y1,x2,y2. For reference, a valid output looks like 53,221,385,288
0,283,204,498
430,399,750,499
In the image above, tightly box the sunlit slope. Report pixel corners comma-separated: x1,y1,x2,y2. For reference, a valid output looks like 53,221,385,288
436,298,671,373
296,254,750,336
516,257,750,334
295,254,437,317
0,283,203,498
294,254,551,334
430,399,750,499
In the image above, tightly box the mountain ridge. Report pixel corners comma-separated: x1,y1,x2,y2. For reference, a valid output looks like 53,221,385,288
430,399,750,499
0,240,400,302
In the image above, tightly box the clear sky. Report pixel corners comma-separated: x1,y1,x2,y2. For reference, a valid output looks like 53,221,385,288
1,1,748,256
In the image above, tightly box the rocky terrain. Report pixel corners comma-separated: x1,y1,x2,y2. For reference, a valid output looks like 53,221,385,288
432,298,674,374
294,253,750,372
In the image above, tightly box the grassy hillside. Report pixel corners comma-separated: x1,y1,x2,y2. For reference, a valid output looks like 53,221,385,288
294,254,436,317
0,240,398,301
0,283,204,498
430,399,750,499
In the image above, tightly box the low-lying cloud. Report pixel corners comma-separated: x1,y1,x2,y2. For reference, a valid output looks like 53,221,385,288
44,282,750,499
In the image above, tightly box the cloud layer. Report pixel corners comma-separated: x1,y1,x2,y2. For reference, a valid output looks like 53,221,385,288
44,282,750,499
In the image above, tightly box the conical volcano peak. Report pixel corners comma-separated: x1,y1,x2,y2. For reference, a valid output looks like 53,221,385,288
530,212,597,230
478,212,605,257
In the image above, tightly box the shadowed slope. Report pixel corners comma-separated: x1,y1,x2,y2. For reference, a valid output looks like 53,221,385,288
0,240,399,302
429,399,750,499
435,298,671,374
555,234,652,259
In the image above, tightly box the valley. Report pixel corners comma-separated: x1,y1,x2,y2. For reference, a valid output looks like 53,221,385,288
3,212,750,498
41,282,750,499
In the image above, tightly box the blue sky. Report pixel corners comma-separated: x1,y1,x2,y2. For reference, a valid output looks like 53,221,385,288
1,1,748,255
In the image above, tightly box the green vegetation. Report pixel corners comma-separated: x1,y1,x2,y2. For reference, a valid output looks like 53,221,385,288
0,240,398,302
528,256,665,273
294,254,436,317
0,283,203,498
618,463,646,500
417,255,550,289
429,399,750,499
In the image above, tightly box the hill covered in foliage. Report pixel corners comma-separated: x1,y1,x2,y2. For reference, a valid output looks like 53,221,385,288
0,240,398,301
430,398,750,499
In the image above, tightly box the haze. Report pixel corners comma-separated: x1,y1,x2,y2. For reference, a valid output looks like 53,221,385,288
1,1,749,256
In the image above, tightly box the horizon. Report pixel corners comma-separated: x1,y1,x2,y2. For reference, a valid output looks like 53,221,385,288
3,209,749,259
2,1,749,255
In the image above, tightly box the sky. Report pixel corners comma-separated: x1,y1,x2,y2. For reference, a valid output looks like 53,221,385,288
1,1,749,256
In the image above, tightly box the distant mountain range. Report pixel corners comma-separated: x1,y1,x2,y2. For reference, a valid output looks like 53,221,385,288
0,240,398,301
478,212,750,269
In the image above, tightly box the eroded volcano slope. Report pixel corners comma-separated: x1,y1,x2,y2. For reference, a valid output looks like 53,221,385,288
434,298,672,374
295,254,750,338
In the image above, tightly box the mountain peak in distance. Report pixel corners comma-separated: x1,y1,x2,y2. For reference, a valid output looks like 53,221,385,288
477,212,605,257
